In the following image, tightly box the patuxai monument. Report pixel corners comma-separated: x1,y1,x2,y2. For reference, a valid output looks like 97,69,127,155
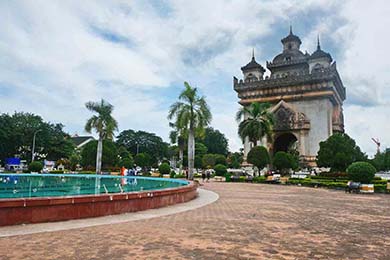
234,27,346,167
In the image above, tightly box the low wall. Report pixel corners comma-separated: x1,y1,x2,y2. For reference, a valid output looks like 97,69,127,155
0,183,197,226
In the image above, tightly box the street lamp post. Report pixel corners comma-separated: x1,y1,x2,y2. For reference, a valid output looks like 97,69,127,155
31,129,42,162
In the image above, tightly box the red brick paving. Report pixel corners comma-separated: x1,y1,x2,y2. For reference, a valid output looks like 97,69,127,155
1,182,390,259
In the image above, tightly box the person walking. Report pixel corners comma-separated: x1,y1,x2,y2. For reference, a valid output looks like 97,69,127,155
206,170,211,182
201,171,206,182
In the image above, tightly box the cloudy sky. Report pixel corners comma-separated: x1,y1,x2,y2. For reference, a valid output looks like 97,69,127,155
0,0,389,156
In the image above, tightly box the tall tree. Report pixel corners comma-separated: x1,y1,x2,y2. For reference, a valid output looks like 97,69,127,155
236,102,274,146
168,122,187,169
199,127,229,155
168,82,212,179
247,146,270,175
317,133,366,172
371,150,390,171
85,99,118,174
227,152,244,169
80,140,119,169
0,112,74,163
116,129,168,161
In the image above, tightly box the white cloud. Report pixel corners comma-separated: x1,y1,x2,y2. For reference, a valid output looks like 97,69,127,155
0,0,389,156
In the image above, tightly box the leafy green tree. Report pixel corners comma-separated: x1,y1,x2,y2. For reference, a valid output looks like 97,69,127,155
159,163,171,175
273,151,292,174
118,146,131,159
202,154,216,168
195,143,208,157
194,155,203,169
168,122,187,169
227,152,243,169
44,125,75,161
287,153,299,171
85,99,118,174
116,129,168,163
29,161,43,172
167,145,178,160
120,154,134,169
168,82,212,179
0,112,74,163
371,150,390,171
347,161,376,183
199,127,229,155
134,153,152,169
247,146,269,173
236,102,274,146
69,152,81,171
214,164,227,176
214,154,227,166
80,140,119,169
317,133,366,172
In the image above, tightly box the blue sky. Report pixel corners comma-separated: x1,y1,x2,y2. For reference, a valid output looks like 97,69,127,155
0,0,389,156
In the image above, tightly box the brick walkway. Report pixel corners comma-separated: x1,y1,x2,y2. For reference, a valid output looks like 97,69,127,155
1,183,390,259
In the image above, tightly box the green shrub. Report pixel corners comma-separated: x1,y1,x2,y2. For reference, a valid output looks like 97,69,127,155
120,157,134,169
374,184,387,193
273,151,293,173
253,176,266,183
247,146,269,170
29,161,43,172
318,172,348,178
174,174,186,178
225,174,232,182
346,162,376,183
194,173,202,178
214,164,227,176
311,175,349,181
142,171,151,177
77,171,97,174
158,163,171,175
49,170,64,174
170,170,176,178
214,154,227,166
372,179,387,185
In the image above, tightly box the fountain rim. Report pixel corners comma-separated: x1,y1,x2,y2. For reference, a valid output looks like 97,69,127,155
0,173,190,185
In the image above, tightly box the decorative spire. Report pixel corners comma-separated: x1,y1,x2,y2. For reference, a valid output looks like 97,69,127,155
317,34,321,50
252,48,255,60
289,24,293,35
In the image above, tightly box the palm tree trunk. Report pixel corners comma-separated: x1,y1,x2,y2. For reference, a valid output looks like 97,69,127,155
96,137,103,174
179,147,184,174
187,128,195,180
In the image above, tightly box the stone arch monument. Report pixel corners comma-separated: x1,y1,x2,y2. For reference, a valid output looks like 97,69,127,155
234,28,346,167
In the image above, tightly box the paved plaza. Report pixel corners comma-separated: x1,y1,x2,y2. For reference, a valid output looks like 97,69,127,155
1,183,390,259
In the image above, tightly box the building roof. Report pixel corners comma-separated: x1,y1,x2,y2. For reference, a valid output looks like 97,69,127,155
309,37,332,61
241,56,265,72
281,26,302,45
71,136,95,147
272,49,307,64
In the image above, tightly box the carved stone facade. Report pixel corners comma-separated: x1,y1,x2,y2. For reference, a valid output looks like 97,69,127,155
234,28,346,167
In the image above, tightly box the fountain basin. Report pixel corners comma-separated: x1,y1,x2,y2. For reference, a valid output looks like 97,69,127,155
0,174,197,226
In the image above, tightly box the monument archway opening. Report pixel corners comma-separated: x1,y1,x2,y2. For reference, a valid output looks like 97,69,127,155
274,133,297,153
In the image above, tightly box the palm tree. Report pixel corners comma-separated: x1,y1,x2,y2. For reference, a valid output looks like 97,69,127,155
168,82,211,179
236,102,274,147
169,122,187,171
85,99,118,174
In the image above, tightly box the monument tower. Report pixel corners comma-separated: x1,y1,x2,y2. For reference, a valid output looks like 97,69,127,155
234,28,346,166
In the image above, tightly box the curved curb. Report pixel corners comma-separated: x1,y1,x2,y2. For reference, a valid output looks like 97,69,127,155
0,188,219,238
